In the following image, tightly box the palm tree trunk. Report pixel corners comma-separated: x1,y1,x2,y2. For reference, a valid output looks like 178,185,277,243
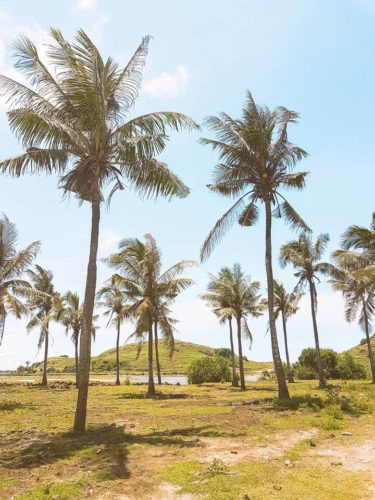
362,297,375,383
236,316,246,390
74,334,79,388
228,316,238,387
154,321,162,385
42,323,49,386
74,198,100,433
265,199,290,399
308,280,326,388
282,312,294,383
115,318,121,386
148,320,156,396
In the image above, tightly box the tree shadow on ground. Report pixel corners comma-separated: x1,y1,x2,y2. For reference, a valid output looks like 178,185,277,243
0,424,202,474
116,392,189,400
0,400,30,411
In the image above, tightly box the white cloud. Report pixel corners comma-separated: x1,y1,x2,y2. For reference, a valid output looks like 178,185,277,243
76,0,99,11
143,64,189,98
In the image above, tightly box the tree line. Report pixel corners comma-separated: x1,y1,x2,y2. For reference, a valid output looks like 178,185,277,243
0,29,374,433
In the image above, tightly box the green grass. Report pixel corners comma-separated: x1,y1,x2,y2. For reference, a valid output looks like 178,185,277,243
28,340,273,375
0,379,373,498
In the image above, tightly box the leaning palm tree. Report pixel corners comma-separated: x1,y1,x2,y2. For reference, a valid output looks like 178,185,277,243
273,280,302,383
104,234,194,396
0,214,40,346
97,280,129,385
0,30,197,431
280,233,333,388
23,265,59,386
201,270,239,387
200,92,310,399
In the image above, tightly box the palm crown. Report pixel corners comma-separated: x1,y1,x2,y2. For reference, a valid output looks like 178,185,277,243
273,280,301,321
280,233,333,296
0,30,197,202
200,91,310,260
0,215,40,344
104,234,194,345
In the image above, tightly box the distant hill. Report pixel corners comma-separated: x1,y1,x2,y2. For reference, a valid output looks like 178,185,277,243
32,340,273,375
341,335,375,377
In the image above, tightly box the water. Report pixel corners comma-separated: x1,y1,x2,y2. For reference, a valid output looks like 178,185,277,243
0,372,262,385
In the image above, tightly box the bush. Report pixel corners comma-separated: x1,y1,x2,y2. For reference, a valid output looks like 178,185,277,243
215,348,232,359
294,348,367,380
335,353,367,380
187,356,231,384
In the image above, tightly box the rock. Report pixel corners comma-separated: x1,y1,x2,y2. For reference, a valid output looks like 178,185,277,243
273,485,282,491
96,448,103,454
341,431,352,436
230,451,238,454
284,459,294,468
309,440,317,447
331,461,343,466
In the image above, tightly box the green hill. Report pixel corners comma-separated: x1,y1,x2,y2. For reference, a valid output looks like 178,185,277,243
342,335,375,377
32,340,273,375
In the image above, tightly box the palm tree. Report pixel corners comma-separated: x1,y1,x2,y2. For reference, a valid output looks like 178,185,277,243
104,234,194,396
199,92,310,400
273,280,302,383
153,300,178,385
0,30,197,431
60,292,82,388
97,280,129,385
332,216,375,383
280,233,333,388
201,269,239,387
23,265,59,386
0,214,40,346
204,264,265,390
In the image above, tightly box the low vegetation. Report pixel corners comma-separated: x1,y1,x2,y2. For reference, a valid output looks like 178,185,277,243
0,379,373,499
21,340,272,376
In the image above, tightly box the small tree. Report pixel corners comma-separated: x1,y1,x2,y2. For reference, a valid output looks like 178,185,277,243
273,280,302,383
280,233,334,388
187,356,231,384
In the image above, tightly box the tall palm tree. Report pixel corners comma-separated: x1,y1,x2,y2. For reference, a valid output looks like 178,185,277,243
201,269,239,387
0,30,197,431
23,265,59,386
0,214,40,346
273,280,302,383
97,280,129,385
199,92,310,399
280,233,333,388
104,234,194,396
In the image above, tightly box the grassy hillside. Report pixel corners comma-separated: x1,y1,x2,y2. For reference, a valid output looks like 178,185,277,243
32,340,273,375
343,335,375,377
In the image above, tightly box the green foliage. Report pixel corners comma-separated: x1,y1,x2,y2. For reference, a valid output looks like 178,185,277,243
215,348,231,359
187,355,231,384
336,353,367,379
294,348,367,380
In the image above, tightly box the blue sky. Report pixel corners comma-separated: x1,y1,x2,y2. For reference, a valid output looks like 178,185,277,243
0,0,374,369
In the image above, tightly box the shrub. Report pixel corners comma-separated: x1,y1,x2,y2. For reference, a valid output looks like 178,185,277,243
215,348,232,359
187,356,231,384
335,353,367,380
